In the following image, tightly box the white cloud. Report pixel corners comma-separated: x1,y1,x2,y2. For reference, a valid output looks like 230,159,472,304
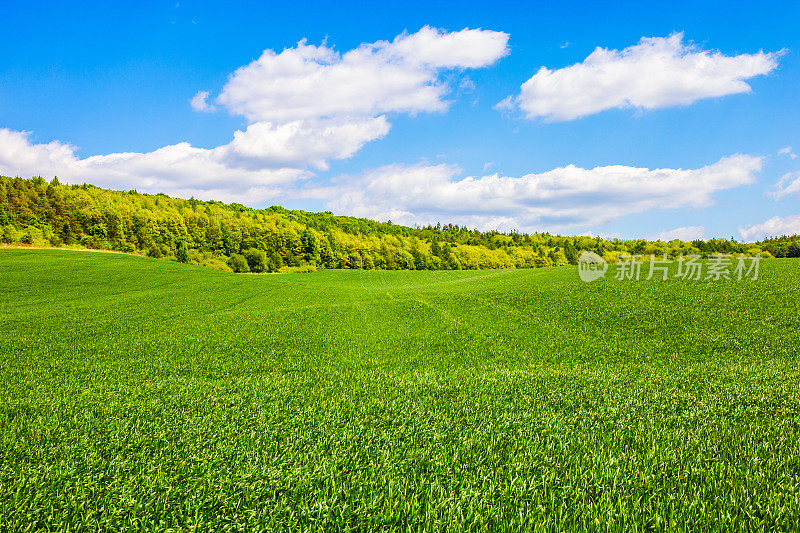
216,26,509,123
459,77,476,92
303,154,762,231
648,225,705,241
1,27,504,201
0,128,305,204
500,33,782,121
190,90,215,112
740,214,800,241
0,118,394,201
778,146,798,159
768,170,800,199
219,116,390,171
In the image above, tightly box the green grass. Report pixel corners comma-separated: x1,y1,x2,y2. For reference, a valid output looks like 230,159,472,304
1,249,799,531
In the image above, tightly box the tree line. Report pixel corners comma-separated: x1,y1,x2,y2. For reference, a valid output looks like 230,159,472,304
1,175,796,273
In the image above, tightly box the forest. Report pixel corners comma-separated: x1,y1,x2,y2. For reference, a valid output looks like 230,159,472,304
1,175,798,273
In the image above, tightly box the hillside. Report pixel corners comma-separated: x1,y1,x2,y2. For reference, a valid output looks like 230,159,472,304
1,175,798,273
2,249,799,528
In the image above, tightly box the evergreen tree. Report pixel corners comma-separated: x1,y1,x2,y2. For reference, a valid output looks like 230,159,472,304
176,241,189,263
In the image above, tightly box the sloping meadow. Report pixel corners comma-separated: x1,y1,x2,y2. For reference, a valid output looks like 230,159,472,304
1,250,799,530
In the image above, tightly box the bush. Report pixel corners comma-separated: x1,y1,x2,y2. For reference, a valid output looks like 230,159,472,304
277,265,317,274
187,249,204,265
2,225,22,244
116,242,136,253
203,257,233,272
244,248,267,273
267,252,283,272
602,250,624,264
228,253,250,273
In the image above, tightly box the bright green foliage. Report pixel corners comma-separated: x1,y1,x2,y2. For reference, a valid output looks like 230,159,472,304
0,176,792,274
1,249,799,530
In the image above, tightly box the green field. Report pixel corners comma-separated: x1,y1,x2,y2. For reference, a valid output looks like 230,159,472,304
1,249,799,530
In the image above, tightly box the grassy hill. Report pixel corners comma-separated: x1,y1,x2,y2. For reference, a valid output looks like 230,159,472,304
2,249,799,529
3,175,798,275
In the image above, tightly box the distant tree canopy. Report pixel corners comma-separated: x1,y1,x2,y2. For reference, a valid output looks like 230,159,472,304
0,175,792,273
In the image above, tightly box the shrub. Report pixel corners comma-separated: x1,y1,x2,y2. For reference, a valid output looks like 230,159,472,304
244,248,267,273
267,252,284,272
2,225,23,244
228,253,250,273
277,265,317,274
116,242,136,253
203,257,233,272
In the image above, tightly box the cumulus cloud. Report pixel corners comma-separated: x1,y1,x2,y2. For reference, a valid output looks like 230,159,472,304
1,27,505,201
768,171,800,199
190,90,215,112
740,214,800,241
0,118,396,201
500,33,782,121
216,26,509,123
648,225,706,242
0,128,307,204
303,154,762,231
778,146,798,159
219,116,390,171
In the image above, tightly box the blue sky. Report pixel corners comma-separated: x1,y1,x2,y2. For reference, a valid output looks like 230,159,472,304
1,0,799,240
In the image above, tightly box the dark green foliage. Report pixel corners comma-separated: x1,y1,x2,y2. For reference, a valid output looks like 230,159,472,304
227,253,250,273
564,240,578,264
244,248,267,273
267,251,283,272
300,227,320,262
176,240,189,263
